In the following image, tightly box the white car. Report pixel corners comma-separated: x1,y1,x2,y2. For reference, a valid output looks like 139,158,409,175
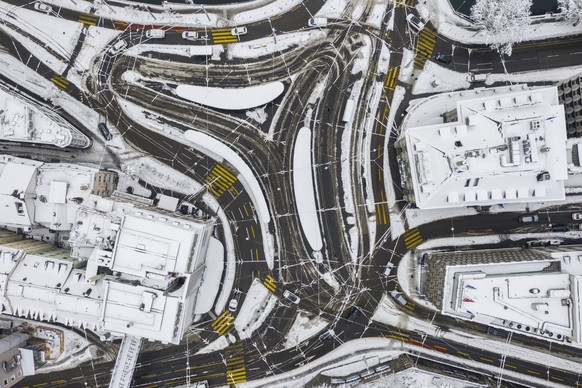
182,31,199,40
228,298,238,312
406,14,425,32
573,213,582,220
231,27,247,36
108,40,128,54
34,2,52,13
283,290,300,304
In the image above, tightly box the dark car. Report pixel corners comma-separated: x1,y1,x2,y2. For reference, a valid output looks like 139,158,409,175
346,307,361,323
552,224,569,232
98,123,112,141
434,52,453,64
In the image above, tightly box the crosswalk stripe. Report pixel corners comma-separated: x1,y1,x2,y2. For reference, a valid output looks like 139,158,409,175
414,28,437,70
225,343,246,386
215,164,237,183
206,164,237,197
78,14,98,25
213,37,238,43
51,74,69,90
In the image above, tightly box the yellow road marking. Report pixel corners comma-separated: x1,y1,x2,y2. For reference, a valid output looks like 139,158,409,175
51,73,69,90
480,357,494,363
78,13,98,26
505,364,517,369
250,225,255,238
527,369,541,376
404,229,422,249
457,351,470,357
551,376,564,382
264,275,276,292
243,204,249,216
211,310,235,335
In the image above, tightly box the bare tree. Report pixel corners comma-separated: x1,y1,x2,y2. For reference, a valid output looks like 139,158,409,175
470,0,533,56
559,0,582,25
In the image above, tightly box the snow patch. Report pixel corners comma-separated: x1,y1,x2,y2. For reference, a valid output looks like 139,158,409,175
176,82,284,111
293,127,323,251
284,312,329,349
412,60,471,94
398,49,415,83
234,278,278,340
315,0,348,19
230,31,326,59
195,336,229,355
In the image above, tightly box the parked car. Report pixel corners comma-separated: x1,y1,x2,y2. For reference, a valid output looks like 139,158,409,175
308,17,328,27
390,290,407,306
467,73,488,83
97,123,112,141
551,224,569,232
231,26,247,36
384,262,395,276
228,290,242,312
108,40,128,55
34,2,52,13
518,214,539,223
572,213,582,220
182,31,199,40
145,29,166,39
283,290,300,304
406,14,425,32
434,52,452,64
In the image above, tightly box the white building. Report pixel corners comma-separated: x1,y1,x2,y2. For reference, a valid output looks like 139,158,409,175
424,246,582,346
0,156,117,233
0,195,223,344
0,87,89,148
396,85,568,209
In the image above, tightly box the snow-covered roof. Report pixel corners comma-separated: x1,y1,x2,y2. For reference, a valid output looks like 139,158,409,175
0,162,37,229
0,87,89,148
0,194,220,344
176,82,285,111
399,85,567,209
440,249,582,344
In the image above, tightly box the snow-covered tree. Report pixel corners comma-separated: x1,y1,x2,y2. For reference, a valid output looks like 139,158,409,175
470,0,533,56
559,0,582,25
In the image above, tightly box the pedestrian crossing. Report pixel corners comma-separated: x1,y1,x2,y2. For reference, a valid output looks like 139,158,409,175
414,28,437,70
78,13,98,27
212,29,238,44
225,342,246,386
50,73,69,90
384,66,399,91
211,310,235,336
206,164,237,198
396,0,415,7
403,228,422,249
263,275,276,293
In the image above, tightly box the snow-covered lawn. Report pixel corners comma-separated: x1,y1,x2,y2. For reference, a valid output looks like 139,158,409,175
283,312,329,349
234,278,278,340
412,60,470,94
365,3,388,29
176,82,285,111
293,127,323,251
398,48,415,84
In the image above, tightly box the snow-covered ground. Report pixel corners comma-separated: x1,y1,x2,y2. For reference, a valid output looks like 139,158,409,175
413,61,582,95
176,82,285,111
421,0,582,46
365,2,388,29
293,127,323,251
76,26,121,71
229,31,326,59
42,0,218,27
383,86,406,239
315,0,348,19
239,338,402,388
283,312,329,349
398,49,415,84
406,193,582,229
194,336,229,355
353,368,487,388
234,278,278,340
232,0,302,24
